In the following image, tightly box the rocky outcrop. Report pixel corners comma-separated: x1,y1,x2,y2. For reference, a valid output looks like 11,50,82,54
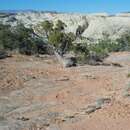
0,52,130,130
1,11,130,41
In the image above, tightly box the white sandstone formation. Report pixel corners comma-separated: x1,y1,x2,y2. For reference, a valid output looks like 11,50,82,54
1,11,130,41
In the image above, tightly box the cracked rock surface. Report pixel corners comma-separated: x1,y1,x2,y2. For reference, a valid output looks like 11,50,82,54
0,52,130,130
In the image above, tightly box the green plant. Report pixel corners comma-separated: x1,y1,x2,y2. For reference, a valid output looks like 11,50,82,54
55,20,66,31
0,23,18,50
48,20,75,55
40,20,53,38
72,43,90,64
116,33,130,51
0,23,50,55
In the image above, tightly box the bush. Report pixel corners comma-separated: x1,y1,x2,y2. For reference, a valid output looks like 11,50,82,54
0,24,16,50
72,43,90,64
55,20,66,31
40,20,53,38
71,38,118,64
0,23,50,55
68,30,130,65
48,20,75,55
116,33,130,51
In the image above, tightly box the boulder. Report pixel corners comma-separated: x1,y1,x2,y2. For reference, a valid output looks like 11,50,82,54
0,51,10,59
63,57,77,67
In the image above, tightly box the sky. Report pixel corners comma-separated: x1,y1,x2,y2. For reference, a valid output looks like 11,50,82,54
0,0,130,14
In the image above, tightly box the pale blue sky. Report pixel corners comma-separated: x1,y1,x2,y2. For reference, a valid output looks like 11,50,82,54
0,0,130,14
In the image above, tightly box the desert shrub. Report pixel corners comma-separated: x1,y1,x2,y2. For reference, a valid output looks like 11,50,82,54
0,24,20,50
47,20,75,55
88,41,109,60
14,23,38,55
81,37,130,64
0,23,50,55
55,20,66,31
18,38,37,55
72,43,90,64
48,30,64,47
49,30,75,55
40,20,53,38
71,38,120,64
116,33,130,51
0,21,73,56
89,39,120,53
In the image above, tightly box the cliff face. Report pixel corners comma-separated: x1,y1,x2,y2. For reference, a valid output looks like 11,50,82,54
1,11,130,40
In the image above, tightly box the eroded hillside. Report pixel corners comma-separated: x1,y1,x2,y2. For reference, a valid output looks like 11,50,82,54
1,12,130,41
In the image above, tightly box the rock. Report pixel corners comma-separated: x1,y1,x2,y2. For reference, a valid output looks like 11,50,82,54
16,117,29,121
63,57,77,67
111,62,123,67
0,116,9,130
82,97,111,115
1,12,130,42
55,76,69,81
85,105,97,114
54,51,77,68
47,124,61,130
0,126,10,130
123,85,130,98
95,98,111,107
0,51,10,59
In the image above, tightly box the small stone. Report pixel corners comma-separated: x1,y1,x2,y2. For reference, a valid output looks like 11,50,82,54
17,117,29,121
85,105,96,114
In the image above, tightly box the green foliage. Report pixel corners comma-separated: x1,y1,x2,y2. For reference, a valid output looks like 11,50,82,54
0,23,17,50
88,41,109,59
73,43,89,55
47,20,75,54
0,23,49,55
74,30,130,64
71,38,121,64
55,20,66,31
48,30,64,47
71,43,89,64
116,33,130,51
14,23,38,55
72,33,130,64
67,32,76,43
48,30,74,54
18,38,37,55
40,20,53,38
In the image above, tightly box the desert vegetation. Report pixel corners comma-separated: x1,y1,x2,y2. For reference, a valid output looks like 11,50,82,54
0,23,53,55
1,20,130,65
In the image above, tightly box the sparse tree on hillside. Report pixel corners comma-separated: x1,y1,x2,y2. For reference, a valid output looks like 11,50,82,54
48,29,75,55
40,20,53,38
55,20,66,32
